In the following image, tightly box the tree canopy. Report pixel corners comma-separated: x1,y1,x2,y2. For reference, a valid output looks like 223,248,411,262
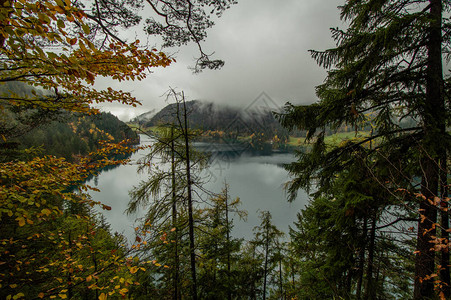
277,0,450,299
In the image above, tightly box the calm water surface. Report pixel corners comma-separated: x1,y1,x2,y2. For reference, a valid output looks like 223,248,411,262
88,135,309,241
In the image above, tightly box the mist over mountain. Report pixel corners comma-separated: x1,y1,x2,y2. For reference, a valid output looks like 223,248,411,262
129,109,156,125
143,100,289,137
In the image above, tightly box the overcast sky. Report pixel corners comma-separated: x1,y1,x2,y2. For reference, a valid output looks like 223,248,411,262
94,0,345,121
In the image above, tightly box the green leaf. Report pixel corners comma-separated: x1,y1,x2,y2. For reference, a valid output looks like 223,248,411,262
57,19,65,29
82,23,90,35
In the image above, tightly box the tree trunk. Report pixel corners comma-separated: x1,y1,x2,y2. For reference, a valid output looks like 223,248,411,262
279,259,283,299
291,258,295,295
225,184,232,300
251,244,257,300
440,156,449,298
181,97,198,300
263,224,269,300
364,214,376,300
356,216,368,300
68,230,73,299
414,0,443,298
171,128,180,300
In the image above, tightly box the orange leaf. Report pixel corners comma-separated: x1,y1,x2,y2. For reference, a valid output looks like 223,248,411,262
86,71,95,82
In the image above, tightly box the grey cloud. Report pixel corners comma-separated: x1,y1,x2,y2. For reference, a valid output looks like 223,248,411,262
96,0,344,121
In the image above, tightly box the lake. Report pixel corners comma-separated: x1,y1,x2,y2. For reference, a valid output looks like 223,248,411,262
87,135,309,242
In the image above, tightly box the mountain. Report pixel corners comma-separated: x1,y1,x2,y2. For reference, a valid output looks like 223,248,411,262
129,109,157,125
144,100,289,137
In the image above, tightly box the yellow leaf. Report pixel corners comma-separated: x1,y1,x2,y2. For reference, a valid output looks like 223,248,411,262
17,217,25,227
38,293,44,299
58,294,67,299
98,293,107,300
119,288,128,296
86,275,92,282
13,293,24,299
41,208,51,216
129,266,138,274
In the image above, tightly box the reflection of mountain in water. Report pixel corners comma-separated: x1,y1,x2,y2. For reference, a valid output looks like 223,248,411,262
193,142,248,161
193,141,294,167
85,136,295,186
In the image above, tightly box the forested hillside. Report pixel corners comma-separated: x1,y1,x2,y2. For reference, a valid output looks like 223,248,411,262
1,81,138,161
18,111,139,161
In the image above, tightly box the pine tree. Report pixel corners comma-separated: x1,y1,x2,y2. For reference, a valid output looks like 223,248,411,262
252,211,284,300
196,184,246,299
277,1,450,298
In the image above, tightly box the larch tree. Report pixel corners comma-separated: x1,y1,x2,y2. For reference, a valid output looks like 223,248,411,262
128,89,212,299
127,125,188,299
277,0,450,299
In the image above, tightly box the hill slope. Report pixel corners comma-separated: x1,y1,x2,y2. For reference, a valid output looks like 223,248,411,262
144,100,289,137
1,82,138,161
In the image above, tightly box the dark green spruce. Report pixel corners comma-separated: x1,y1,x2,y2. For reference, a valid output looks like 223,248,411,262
276,1,450,299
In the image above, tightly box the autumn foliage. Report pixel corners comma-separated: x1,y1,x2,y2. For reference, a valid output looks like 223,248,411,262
0,0,172,113
0,0,173,299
